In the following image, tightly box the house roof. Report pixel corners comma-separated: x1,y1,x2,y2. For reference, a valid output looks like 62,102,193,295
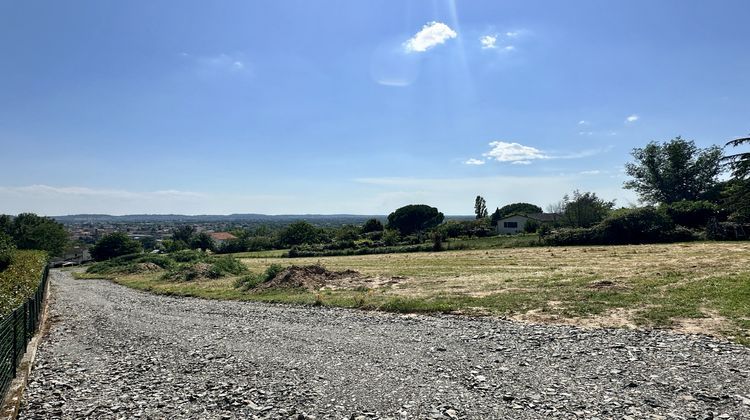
498,212,560,222
208,232,237,241
526,212,560,222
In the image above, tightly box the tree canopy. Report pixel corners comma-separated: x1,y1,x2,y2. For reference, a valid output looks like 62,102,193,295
3,213,68,256
624,137,723,204
474,196,488,219
90,232,142,261
560,190,615,228
278,221,319,246
387,204,444,235
361,218,384,233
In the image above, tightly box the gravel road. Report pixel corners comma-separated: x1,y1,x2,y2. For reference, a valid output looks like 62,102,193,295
20,270,750,419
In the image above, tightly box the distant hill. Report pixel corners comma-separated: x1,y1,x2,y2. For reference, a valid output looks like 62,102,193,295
52,214,475,224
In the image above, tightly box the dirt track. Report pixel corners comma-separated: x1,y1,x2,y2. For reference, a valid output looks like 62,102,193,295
20,270,750,419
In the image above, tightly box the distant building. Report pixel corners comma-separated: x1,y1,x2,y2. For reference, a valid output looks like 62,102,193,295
208,232,237,247
496,213,560,234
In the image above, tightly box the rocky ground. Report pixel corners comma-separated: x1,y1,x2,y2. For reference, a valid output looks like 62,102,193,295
20,270,750,419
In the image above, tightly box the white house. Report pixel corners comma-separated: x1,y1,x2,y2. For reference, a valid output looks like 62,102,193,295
496,213,559,234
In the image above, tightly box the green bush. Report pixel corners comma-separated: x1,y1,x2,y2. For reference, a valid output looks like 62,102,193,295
234,263,284,290
662,200,718,228
86,253,175,275
544,207,697,245
208,256,248,278
524,219,540,233
0,232,16,271
170,249,207,262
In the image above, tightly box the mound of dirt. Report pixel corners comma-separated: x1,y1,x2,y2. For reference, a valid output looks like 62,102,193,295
257,265,361,291
134,262,162,272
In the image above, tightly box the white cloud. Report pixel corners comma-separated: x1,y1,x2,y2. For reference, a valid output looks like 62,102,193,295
626,114,639,123
403,21,457,53
579,170,603,175
480,35,497,49
464,158,485,165
182,52,248,73
482,141,549,163
506,31,520,38
503,45,516,51
578,120,590,125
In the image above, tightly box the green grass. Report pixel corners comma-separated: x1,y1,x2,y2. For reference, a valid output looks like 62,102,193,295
80,242,750,344
0,250,47,316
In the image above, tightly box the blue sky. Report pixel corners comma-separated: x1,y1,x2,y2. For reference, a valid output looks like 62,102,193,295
1,1,749,215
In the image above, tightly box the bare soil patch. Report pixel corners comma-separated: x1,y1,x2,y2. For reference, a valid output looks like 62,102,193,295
256,265,407,291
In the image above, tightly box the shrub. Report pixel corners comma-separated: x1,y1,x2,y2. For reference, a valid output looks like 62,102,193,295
170,249,207,263
209,256,248,277
662,200,718,228
235,263,284,290
0,232,16,271
524,219,540,233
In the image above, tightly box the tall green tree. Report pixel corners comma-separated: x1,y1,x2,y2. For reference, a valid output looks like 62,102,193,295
387,204,444,235
9,213,68,256
624,137,723,204
497,202,543,218
278,221,318,246
722,135,750,222
474,196,488,219
171,225,196,243
90,232,142,261
560,190,615,228
190,232,216,251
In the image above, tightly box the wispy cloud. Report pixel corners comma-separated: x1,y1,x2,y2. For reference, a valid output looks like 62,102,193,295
479,35,497,49
482,141,549,164
464,158,485,165
469,141,607,165
181,52,248,73
403,22,457,53
626,114,639,123
578,120,590,125
0,185,206,199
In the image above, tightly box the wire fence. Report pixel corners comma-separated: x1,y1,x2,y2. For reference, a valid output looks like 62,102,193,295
0,265,49,399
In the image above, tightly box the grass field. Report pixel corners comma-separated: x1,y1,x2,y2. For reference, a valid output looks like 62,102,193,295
91,242,750,344
0,250,47,316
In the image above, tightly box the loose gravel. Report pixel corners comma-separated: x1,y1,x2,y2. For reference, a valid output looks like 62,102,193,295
20,270,750,419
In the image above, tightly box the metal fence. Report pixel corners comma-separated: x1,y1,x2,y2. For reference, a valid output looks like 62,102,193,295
0,265,49,399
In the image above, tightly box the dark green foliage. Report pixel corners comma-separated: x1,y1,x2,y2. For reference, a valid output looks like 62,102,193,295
382,229,400,246
431,231,444,251
723,136,750,180
624,137,723,204
170,249,207,262
387,204,444,235
560,190,615,228
162,239,188,252
335,225,360,242
279,221,319,246
235,263,284,290
597,207,675,244
474,196,488,219
721,179,750,222
86,253,176,275
544,207,694,245
662,200,718,228
138,236,158,251
524,219,540,233
0,232,15,271
6,213,68,256
495,203,543,219
90,232,143,261
361,218,384,233
208,256,247,278
190,232,216,251
489,208,502,227
171,225,196,243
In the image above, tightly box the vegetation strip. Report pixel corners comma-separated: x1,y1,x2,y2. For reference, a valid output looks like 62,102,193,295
79,242,750,345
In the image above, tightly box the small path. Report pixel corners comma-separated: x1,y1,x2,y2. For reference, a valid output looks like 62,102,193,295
20,270,750,419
